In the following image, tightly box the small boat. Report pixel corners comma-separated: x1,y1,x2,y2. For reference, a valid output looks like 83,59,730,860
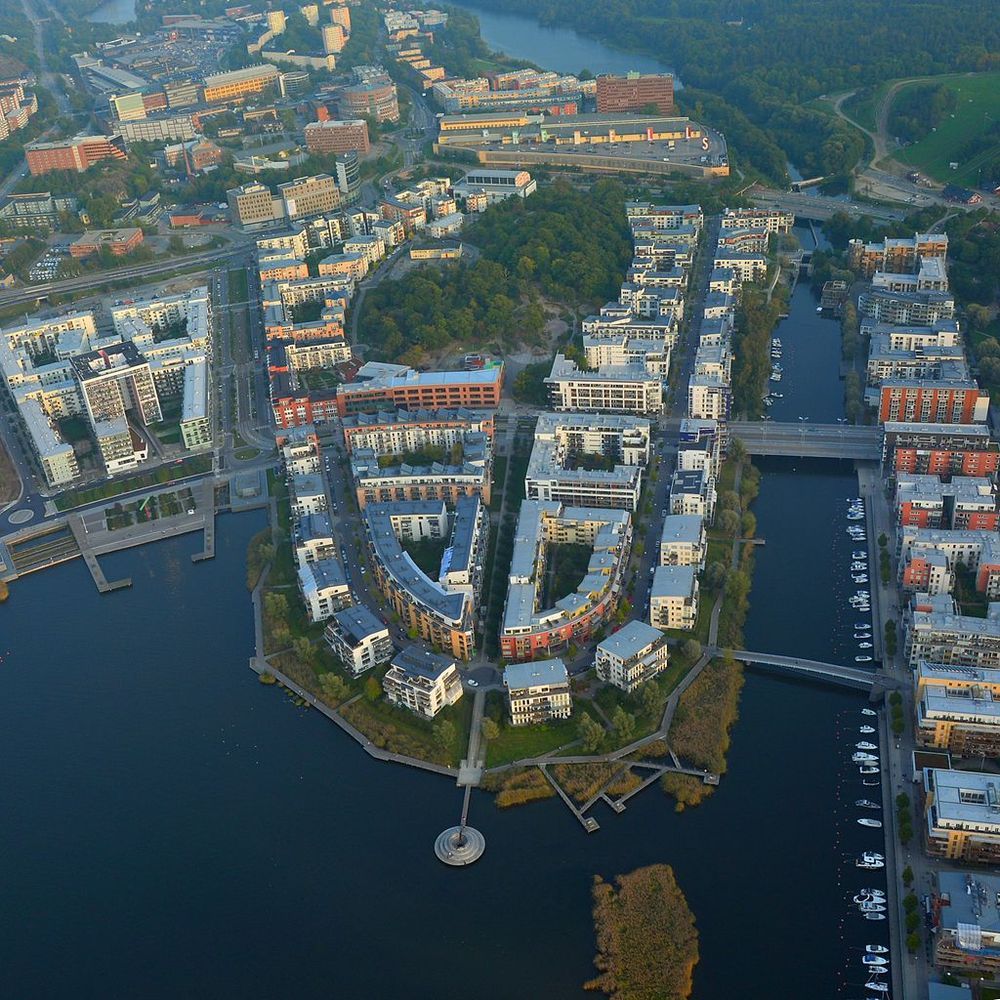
858,901,886,912
857,655,873,662
847,513,865,520
858,625,872,632
862,851,884,861
856,589,871,597
866,945,889,955
863,777,881,786
854,893,886,904
862,708,877,716
854,576,870,584
853,752,878,762
859,726,876,734
856,799,880,809
853,550,868,559
857,742,877,750
859,642,873,649
865,912,887,920
867,967,889,976
858,888,886,897
858,818,883,828
816,305,823,313
857,858,884,870
772,392,784,398
855,633,873,640
865,982,889,993
862,955,888,966
852,562,868,571
859,765,880,774
763,397,773,407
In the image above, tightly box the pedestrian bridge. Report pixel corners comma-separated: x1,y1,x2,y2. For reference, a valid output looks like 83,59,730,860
728,649,899,691
729,421,881,461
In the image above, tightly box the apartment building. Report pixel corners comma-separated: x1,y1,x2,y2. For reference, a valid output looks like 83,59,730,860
227,181,284,227
290,473,327,516
923,768,1000,862
341,407,494,455
595,73,674,115
364,500,478,660
335,365,504,416
202,64,279,103
849,233,949,276
545,354,663,415
69,228,144,259
582,335,672,379
877,380,989,425
278,174,341,220
712,251,767,283
383,647,463,719
650,565,699,631
26,134,127,175
934,871,1000,976
858,288,956,328
297,557,350,622
669,468,717,522
660,514,706,568
625,202,703,230
351,446,490,508
304,118,370,155
915,661,1000,757
19,397,79,487
323,605,394,675
500,501,631,661
180,356,211,450
294,511,336,568
595,619,669,693
70,341,162,427
905,593,1000,668
341,74,399,122
882,422,1000,478
896,475,998,530
525,412,650,511
504,658,571,726
719,208,794,233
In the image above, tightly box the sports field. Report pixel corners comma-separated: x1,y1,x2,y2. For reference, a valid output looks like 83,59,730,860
895,72,1000,186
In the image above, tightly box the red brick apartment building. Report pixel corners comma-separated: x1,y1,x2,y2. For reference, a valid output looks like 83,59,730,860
596,73,674,115
878,384,988,425
26,134,127,175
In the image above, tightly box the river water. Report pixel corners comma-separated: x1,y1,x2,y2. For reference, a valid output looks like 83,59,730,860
0,275,886,996
85,0,136,25
445,0,676,81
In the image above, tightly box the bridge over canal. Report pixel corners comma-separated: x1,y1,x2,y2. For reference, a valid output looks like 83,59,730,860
728,421,881,461
726,648,899,692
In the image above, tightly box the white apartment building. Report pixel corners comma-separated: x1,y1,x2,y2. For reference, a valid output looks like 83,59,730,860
660,514,706,567
297,557,350,623
323,605,394,675
504,658,571,725
545,354,663,415
595,619,669,693
650,565,699,631
383,647,464,719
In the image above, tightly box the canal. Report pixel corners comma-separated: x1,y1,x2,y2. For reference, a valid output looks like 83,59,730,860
85,0,136,25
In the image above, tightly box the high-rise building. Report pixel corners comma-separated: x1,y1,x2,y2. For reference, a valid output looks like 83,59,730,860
596,72,674,115
25,134,127,175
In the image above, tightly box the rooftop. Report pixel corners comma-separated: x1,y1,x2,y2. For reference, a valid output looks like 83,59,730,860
597,619,665,660
330,604,388,645
504,658,568,691
391,646,456,681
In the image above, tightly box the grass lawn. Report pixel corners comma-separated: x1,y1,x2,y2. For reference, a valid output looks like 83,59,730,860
54,455,212,511
228,268,249,304
485,698,601,767
234,447,261,460
895,72,1000,185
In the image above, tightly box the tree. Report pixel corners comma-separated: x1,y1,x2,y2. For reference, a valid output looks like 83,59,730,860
578,712,605,753
905,911,920,933
291,636,315,666
434,719,457,755
319,671,349,702
364,675,382,702
740,511,757,538
896,792,910,810
612,706,636,743
638,682,661,718
717,509,740,536
902,865,914,887
481,717,500,741
705,561,728,591
680,639,702,662
719,490,742,514
728,437,747,465
906,932,921,954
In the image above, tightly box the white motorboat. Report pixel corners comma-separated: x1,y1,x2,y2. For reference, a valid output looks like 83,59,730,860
854,576,870,584
854,893,885,904
856,799,880,808
855,633,873,640
866,945,889,955
856,589,871,597
859,765,880,774
859,642,873,649
858,888,886,898
852,562,868,571
862,708,877,716
865,912,887,919
858,901,886,912
857,625,872,632
858,818,883,828
772,339,781,347
770,372,782,381
862,955,888,966
857,858,885,870
856,742,877,750
847,513,865,520
763,397,773,407
853,752,879,762
857,655,873,662
862,852,884,861
866,967,889,976
859,726,876,734
772,392,784,398
863,777,881,786
853,550,868,559
865,982,889,993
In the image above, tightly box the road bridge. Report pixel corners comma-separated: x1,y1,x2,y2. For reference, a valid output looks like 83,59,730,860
728,649,899,691
729,421,881,460
750,188,907,223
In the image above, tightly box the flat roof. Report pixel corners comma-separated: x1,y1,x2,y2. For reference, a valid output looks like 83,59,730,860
504,658,568,690
597,619,664,660
331,604,387,645
391,646,456,680
180,356,208,423
651,564,697,598
937,870,1000,935
927,768,1000,827
660,513,704,546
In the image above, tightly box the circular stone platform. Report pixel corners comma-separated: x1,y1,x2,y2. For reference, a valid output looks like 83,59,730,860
434,825,485,866
7,508,33,525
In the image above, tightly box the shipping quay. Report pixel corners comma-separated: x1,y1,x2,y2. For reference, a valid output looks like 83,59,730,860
0,474,265,591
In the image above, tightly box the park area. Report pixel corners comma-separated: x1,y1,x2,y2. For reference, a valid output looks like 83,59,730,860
104,488,196,531
895,72,1000,185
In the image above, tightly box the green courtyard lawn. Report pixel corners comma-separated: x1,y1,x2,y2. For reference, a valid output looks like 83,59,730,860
895,72,1000,185
484,697,602,767
228,268,249,304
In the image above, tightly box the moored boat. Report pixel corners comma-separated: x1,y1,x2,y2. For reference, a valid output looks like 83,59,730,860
858,818,883,828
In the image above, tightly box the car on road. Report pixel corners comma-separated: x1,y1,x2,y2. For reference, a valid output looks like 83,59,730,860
467,679,478,687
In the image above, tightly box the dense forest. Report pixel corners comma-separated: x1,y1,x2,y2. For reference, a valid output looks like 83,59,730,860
483,0,999,180
888,83,958,144
358,180,633,363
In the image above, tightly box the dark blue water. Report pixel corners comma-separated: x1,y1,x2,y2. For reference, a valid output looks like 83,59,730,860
86,0,136,24
446,0,676,80
0,501,876,997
